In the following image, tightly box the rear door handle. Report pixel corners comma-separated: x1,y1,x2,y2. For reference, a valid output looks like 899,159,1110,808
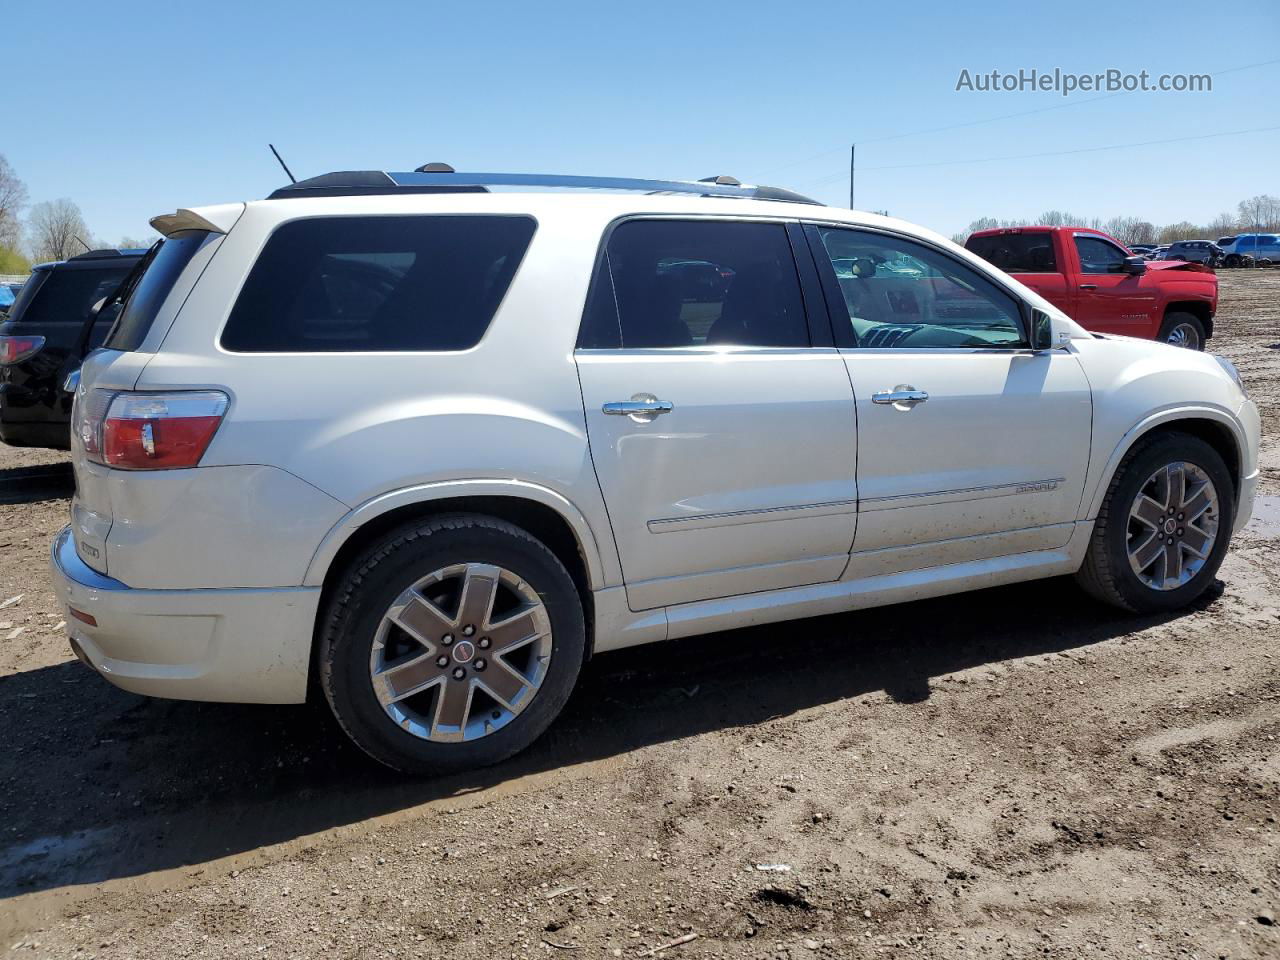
602,400,673,415
871,387,929,409
1078,283,1098,290
602,395,673,422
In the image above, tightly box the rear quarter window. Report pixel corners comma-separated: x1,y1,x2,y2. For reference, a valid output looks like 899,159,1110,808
220,215,537,353
964,234,1057,273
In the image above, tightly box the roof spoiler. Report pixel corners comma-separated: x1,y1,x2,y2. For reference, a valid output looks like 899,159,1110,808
149,203,245,237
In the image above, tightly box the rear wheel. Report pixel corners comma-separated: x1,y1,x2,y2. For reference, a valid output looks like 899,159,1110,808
1076,433,1233,613
319,514,586,775
1157,312,1205,350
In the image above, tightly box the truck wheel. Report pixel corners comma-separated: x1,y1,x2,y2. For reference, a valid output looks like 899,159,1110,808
1158,312,1205,350
318,514,586,775
1224,255,1240,268
1076,432,1233,614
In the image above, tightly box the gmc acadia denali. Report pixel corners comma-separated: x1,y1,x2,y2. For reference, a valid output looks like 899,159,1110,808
52,169,1259,774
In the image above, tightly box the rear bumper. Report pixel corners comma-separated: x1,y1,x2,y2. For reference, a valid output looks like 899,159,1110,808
0,419,70,448
49,526,319,704
0,383,69,447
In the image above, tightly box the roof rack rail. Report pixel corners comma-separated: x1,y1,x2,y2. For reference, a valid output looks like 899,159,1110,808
266,171,821,205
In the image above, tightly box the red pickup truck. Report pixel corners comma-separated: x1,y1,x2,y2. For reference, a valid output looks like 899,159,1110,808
965,226,1217,350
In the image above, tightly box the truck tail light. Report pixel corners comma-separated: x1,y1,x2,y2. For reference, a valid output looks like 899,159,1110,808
0,335,46,365
76,390,229,470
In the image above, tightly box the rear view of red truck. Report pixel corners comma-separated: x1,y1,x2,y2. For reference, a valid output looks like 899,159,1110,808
965,226,1217,349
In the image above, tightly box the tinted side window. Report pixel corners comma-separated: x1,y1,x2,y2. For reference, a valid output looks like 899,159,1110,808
964,233,1057,273
1074,236,1129,274
585,220,808,349
222,216,536,353
813,227,1024,349
12,265,130,326
106,233,210,351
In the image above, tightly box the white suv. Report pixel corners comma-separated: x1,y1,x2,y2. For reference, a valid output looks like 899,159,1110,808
52,169,1260,774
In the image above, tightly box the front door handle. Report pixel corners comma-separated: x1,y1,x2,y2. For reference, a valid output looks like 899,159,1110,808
1078,283,1098,290
603,394,673,422
871,386,929,410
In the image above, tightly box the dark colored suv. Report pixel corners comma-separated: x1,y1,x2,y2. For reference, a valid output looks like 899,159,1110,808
0,248,151,448
1160,240,1223,267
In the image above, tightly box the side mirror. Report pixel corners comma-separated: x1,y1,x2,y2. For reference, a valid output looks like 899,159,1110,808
1030,309,1055,350
1123,256,1147,275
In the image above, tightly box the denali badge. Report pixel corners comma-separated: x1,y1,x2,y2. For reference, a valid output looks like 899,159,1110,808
1016,480,1059,494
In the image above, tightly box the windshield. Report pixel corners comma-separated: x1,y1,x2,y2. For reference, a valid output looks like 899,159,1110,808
105,230,212,351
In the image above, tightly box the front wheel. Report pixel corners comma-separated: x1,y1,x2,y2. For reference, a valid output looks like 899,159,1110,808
1157,312,1206,350
1076,433,1234,613
318,514,586,775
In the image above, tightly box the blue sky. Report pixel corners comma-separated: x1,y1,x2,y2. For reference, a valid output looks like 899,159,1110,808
6,0,1278,244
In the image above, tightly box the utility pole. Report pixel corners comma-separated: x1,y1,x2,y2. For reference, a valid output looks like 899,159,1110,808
849,144,856,209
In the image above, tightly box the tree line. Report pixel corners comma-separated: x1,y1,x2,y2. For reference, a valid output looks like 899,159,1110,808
950,195,1280,247
0,154,153,274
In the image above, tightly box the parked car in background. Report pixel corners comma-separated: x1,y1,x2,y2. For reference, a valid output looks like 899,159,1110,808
51,169,1257,775
1221,234,1280,268
0,285,14,314
1159,240,1223,267
0,248,151,448
1216,236,1236,249
1128,243,1159,258
965,226,1218,349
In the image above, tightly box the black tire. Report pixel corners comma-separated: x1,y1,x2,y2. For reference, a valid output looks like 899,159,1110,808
318,514,586,775
1157,311,1206,350
1224,254,1241,268
1075,432,1234,613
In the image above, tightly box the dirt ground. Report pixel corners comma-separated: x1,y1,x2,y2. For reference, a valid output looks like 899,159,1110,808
2,272,1278,960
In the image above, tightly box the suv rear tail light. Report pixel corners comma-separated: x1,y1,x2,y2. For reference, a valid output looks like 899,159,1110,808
0,335,45,365
75,389,229,470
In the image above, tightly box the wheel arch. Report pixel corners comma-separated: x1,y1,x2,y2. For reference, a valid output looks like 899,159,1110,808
1163,300,1214,339
1083,408,1243,521
304,480,615,633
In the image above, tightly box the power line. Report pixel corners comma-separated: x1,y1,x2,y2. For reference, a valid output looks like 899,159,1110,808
760,56,1280,180
799,124,1280,185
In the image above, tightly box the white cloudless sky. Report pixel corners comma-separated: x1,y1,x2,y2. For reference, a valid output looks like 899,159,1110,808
6,0,1278,243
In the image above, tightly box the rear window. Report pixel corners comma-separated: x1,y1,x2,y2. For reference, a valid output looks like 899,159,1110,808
964,233,1057,273
106,231,211,351
221,215,537,353
9,264,130,327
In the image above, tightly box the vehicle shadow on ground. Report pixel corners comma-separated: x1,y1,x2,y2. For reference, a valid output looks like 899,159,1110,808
0,462,74,505
0,577,1214,900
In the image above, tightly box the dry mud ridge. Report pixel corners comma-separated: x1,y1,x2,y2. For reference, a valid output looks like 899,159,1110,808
1,271,1278,959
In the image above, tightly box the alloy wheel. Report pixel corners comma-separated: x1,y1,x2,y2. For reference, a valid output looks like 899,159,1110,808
1165,323,1200,350
1126,462,1220,591
369,562,552,742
